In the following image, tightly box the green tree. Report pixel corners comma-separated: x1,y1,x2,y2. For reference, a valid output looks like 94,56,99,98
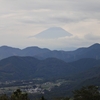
73,85,100,100
53,97,70,100
10,89,29,100
63,97,70,100
0,94,9,100
41,96,45,100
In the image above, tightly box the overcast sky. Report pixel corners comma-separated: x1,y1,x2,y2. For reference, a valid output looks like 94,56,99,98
0,0,100,50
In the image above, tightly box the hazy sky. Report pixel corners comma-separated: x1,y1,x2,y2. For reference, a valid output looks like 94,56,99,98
0,0,100,50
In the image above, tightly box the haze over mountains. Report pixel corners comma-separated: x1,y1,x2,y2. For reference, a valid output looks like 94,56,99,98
1,1,100,98
0,43,100,62
0,43,99,80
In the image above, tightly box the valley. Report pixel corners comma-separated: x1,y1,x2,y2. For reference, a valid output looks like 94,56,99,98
0,79,72,96
0,43,100,98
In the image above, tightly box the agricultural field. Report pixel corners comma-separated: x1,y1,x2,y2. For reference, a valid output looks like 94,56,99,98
0,79,73,95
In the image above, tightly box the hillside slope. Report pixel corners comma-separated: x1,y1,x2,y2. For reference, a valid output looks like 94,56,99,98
0,56,100,81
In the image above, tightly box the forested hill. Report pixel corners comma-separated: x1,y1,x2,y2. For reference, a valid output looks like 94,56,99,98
0,56,100,81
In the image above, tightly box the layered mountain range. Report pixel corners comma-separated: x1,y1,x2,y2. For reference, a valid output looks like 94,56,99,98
0,43,100,97
0,43,100,81
0,43,100,62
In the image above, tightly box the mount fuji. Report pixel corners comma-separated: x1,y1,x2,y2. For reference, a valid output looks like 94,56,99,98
34,27,72,39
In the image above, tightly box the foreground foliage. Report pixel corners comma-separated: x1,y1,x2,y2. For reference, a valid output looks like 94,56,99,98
0,89,29,100
73,85,100,100
0,85,100,100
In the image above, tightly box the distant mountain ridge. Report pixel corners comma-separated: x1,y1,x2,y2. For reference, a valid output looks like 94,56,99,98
0,43,100,62
0,46,50,60
35,43,100,62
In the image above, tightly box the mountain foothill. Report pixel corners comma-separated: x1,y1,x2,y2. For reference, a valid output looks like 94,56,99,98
0,43,100,96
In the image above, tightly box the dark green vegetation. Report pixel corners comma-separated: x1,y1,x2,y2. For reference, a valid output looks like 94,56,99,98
0,43,100,98
0,89,29,100
0,56,100,81
73,85,100,100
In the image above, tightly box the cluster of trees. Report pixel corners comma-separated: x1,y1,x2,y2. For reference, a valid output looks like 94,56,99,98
73,85,100,100
0,85,100,100
54,85,100,100
0,89,29,100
